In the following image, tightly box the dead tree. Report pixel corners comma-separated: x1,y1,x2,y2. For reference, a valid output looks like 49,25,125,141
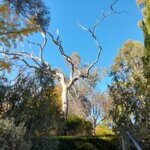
0,0,125,119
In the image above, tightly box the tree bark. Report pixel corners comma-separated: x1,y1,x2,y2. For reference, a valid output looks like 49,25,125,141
57,72,69,119
61,85,68,119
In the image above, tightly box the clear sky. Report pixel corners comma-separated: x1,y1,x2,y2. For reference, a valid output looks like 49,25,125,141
35,0,143,91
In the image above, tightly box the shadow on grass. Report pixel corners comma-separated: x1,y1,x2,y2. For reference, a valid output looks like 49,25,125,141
31,135,119,150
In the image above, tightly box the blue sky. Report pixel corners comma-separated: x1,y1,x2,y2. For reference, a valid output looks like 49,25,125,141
33,0,143,91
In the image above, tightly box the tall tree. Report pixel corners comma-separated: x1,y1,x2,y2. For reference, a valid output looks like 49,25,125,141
90,92,113,135
137,0,150,82
0,0,125,119
109,1,150,148
109,40,150,147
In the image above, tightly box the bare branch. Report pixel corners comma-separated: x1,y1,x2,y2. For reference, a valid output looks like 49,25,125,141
3,54,38,69
77,0,128,77
110,0,119,11
0,51,41,69
77,23,102,77
40,31,47,62
77,22,88,31
47,32,73,65
26,39,41,48
47,31,76,79
68,75,80,88
78,0,128,36
26,36,49,67
86,49,101,76
110,0,128,14
19,57,38,69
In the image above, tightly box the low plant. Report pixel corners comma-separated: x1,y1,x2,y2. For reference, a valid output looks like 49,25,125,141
0,118,30,150
64,116,93,136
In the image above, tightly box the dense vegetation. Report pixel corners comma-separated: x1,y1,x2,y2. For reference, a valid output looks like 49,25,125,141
0,0,150,150
31,136,118,150
109,1,150,149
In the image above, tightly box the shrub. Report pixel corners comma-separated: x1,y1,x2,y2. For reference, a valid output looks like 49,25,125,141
31,136,118,150
31,137,59,150
95,125,115,136
64,116,93,136
0,71,64,137
0,118,30,150
76,142,97,150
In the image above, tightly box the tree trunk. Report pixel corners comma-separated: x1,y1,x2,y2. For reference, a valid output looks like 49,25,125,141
57,72,69,119
61,84,68,119
93,118,96,135
93,125,96,135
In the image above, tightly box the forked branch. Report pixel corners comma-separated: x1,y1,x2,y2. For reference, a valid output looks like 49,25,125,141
0,31,49,71
47,31,77,80
78,0,127,77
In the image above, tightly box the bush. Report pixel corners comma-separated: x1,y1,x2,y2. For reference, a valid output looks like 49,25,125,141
76,142,97,150
0,71,64,137
0,118,30,150
64,116,93,136
31,136,118,150
31,137,59,150
96,125,115,136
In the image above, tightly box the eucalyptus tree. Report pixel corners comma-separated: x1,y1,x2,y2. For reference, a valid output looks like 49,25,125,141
109,1,150,149
0,0,125,119
137,0,150,83
109,40,150,147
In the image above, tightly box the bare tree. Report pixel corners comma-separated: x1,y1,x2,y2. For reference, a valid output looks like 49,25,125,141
67,67,105,119
0,0,125,119
90,92,113,135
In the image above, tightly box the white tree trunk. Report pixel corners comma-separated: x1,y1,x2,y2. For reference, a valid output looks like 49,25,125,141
57,72,69,118
62,85,68,118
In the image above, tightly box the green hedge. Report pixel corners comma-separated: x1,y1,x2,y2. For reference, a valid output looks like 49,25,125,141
31,136,118,150
64,116,93,136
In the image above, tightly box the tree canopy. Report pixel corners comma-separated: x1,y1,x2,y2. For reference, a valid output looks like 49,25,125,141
109,1,150,147
0,0,150,149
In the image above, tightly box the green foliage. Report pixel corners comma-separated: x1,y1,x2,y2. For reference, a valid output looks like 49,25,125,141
6,0,50,30
71,53,81,68
31,137,59,150
109,40,150,145
0,0,50,49
138,0,150,79
76,142,97,150
0,68,63,137
31,136,118,150
0,59,11,73
0,118,30,150
64,116,93,136
110,1,150,142
95,125,115,136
